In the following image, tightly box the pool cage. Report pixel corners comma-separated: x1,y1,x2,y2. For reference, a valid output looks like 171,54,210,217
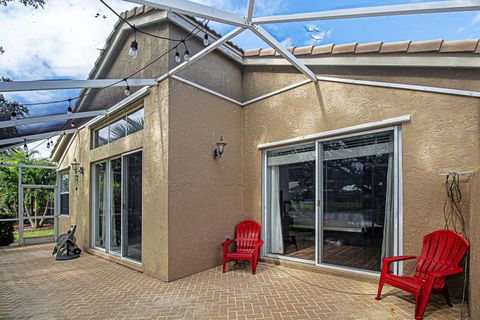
0,163,59,245
0,0,479,246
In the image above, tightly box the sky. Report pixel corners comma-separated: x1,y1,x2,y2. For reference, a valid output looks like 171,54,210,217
0,0,479,158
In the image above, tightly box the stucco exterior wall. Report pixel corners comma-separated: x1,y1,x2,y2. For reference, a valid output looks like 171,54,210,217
167,79,244,281
169,24,243,102
242,76,480,282
80,23,170,113
469,173,480,318
57,80,170,281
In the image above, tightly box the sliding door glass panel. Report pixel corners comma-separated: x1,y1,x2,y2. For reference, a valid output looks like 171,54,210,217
267,144,316,261
321,131,394,271
123,151,142,261
110,158,122,255
94,163,107,249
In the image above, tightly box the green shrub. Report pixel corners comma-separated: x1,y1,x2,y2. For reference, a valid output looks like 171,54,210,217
0,212,15,246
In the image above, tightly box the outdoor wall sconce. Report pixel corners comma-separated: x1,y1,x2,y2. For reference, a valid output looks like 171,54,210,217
70,158,84,190
213,136,227,159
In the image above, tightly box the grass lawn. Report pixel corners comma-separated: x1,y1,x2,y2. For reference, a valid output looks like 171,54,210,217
14,228,54,242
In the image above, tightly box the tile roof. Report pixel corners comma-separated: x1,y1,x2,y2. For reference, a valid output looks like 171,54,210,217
113,6,480,60
246,39,480,57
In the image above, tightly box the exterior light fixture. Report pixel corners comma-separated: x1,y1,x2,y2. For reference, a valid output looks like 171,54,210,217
203,33,209,46
213,136,227,159
10,111,17,121
70,120,75,128
23,139,28,152
71,158,84,191
129,30,138,59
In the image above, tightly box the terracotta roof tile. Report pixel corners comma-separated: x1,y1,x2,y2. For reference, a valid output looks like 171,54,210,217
312,44,334,55
355,41,383,54
244,48,262,57
440,39,479,53
332,43,357,54
379,41,411,53
275,46,295,56
293,46,313,55
126,8,136,19
408,39,443,53
136,6,145,15
259,48,276,56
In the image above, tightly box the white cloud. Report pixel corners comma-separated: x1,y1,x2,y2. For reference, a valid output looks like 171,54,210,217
305,29,333,46
280,37,294,48
0,0,135,81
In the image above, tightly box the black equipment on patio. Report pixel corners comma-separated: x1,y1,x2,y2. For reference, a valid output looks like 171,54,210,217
52,224,81,260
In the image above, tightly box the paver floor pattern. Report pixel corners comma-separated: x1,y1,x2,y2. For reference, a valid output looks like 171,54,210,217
0,244,463,319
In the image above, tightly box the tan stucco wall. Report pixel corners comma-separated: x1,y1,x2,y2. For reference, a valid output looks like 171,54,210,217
469,174,480,318
167,79,244,280
242,76,480,280
80,23,170,113
169,25,243,101
57,81,171,281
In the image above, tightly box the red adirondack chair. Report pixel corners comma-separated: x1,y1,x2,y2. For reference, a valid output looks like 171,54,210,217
222,220,264,274
376,230,469,320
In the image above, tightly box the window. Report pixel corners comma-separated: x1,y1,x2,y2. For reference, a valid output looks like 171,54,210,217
265,129,399,273
59,171,69,215
93,107,144,148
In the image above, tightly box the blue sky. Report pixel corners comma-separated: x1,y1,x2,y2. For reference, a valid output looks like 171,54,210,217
0,0,479,156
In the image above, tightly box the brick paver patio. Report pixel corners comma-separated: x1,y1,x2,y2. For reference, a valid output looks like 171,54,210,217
0,244,464,319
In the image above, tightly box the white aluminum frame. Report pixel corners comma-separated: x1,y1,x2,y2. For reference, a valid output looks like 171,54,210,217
252,0,480,24
261,124,404,276
0,0,477,148
0,79,156,93
0,163,58,245
0,111,106,129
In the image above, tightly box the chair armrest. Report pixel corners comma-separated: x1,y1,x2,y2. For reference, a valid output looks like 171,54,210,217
383,255,417,263
253,239,264,249
430,266,464,279
382,256,417,275
222,239,235,247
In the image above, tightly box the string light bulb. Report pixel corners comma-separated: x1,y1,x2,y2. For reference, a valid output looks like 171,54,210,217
67,99,73,115
184,49,190,62
175,50,181,63
70,120,75,128
23,139,28,152
123,79,131,96
203,33,209,46
129,30,138,59
10,111,17,121
46,140,50,149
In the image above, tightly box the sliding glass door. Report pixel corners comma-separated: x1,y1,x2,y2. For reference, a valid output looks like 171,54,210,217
320,131,394,272
265,129,399,272
266,143,316,261
93,163,107,249
92,150,143,262
123,152,142,261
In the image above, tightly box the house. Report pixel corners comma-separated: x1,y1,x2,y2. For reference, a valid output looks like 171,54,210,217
51,5,479,315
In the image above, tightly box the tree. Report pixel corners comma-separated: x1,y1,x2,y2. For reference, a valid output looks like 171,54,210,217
0,150,56,228
0,0,44,9
0,78,30,140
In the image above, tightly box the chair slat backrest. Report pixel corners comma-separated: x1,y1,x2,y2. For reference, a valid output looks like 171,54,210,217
415,230,469,287
235,220,261,251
